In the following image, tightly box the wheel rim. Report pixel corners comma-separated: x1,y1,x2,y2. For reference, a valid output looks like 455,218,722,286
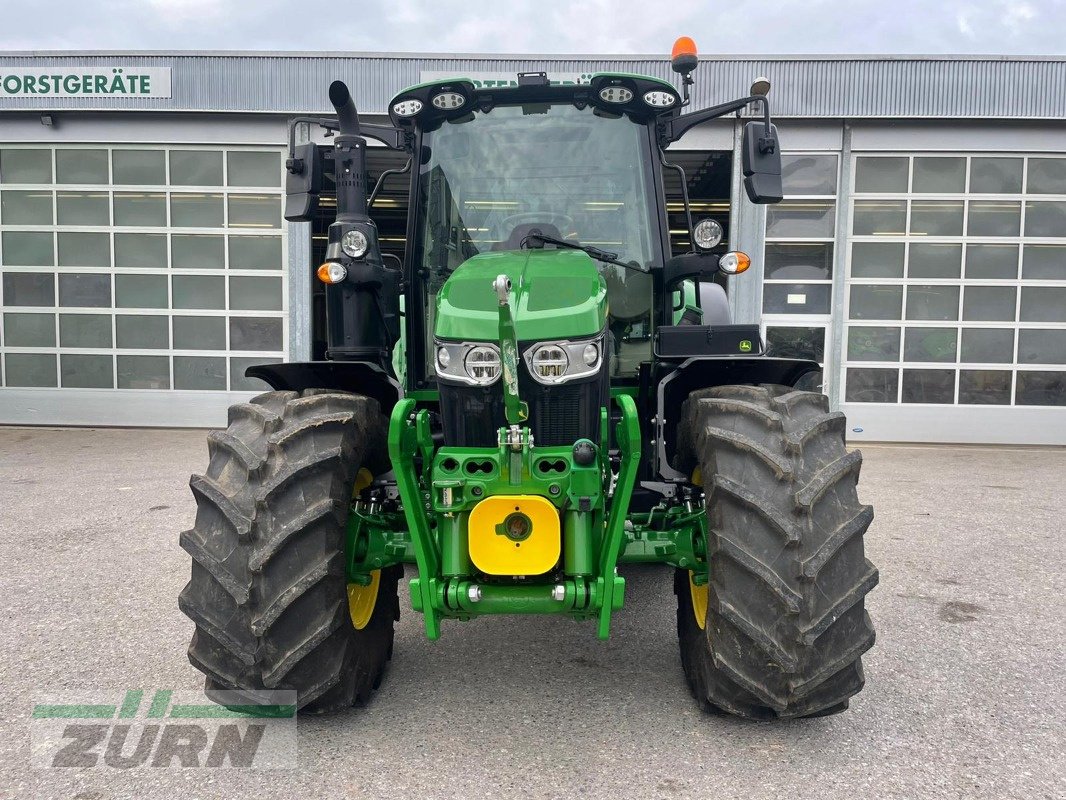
347,570,381,630
688,571,708,630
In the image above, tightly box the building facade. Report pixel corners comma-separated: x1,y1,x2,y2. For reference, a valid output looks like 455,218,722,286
1,52,1064,444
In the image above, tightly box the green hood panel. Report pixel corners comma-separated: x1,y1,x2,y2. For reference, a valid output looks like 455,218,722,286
435,250,607,342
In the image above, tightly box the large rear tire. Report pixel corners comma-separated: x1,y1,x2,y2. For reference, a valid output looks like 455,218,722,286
178,389,401,714
673,384,878,719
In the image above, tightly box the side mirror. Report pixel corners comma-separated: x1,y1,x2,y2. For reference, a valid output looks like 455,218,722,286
741,120,783,204
284,142,324,222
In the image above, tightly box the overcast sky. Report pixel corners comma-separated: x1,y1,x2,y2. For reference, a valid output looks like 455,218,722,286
0,0,1063,55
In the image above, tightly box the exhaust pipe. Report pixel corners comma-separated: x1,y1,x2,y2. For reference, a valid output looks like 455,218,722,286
328,80,361,137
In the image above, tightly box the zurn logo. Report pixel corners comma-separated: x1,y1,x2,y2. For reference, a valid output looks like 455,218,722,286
30,689,296,769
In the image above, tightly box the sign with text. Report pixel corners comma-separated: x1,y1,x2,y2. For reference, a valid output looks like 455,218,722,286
0,67,172,98
419,70,593,89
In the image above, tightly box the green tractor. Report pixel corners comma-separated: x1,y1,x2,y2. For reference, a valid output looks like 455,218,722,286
179,39,878,720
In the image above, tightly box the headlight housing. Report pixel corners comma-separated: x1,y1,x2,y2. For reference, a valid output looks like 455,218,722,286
434,341,502,386
524,336,604,385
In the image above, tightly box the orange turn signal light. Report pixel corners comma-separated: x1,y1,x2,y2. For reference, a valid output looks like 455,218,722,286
719,251,751,275
317,262,347,284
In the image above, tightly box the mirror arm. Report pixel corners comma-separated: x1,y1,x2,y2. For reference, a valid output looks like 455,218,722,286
284,117,408,176
665,94,774,146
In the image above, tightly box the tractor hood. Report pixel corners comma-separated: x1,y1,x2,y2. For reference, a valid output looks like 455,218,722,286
435,249,607,342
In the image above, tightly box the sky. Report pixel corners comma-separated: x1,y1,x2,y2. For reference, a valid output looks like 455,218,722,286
0,0,1063,55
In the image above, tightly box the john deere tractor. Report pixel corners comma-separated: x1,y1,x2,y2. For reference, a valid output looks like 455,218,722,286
179,39,878,720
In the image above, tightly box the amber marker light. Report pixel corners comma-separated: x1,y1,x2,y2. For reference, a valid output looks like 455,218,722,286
317,262,347,284
718,251,751,275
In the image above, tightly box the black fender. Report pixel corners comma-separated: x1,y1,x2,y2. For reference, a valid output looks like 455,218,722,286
653,356,821,481
245,361,403,416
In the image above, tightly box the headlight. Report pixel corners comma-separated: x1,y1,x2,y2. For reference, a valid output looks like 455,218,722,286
598,86,633,104
693,219,723,251
524,336,604,385
392,99,423,117
431,92,465,110
434,341,502,385
643,90,677,108
341,229,368,258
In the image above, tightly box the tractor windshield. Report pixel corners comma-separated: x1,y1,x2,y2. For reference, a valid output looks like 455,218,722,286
415,102,659,375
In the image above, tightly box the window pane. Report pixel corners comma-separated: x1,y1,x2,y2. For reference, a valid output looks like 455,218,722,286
960,328,1014,363
116,315,169,349
227,195,281,229
56,150,108,184
229,276,282,311
173,275,225,309
962,286,1016,322
59,273,110,308
4,312,55,346
762,283,831,314
1,190,53,224
173,315,226,350
1024,201,1066,238
172,235,225,269
170,150,223,186
969,157,1022,194
117,355,170,389
849,285,902,320
61,353,113,388
227,151,281,188
966,244,1018,279
847,326,900,361
1026,158,1066,194
845,367,898,402
854,157,908,193
171,194,224,228
1018,330,1066,364
967,201,1021,237
0,149,52,183
3,272,54,306
908,243,961,279
904,327,957,362
59,313,112,348
781,154,836,195
766,201,835,238
765,326,824,362
114,233,167,269
5,353,56,386
229,236,283,270
1020,287,1066,322
115,274,166,308
912,157,966,193
174,356,227,389
113,192,166,226
909,201,963,236
765,243,833,280
229,317,283,351
112,150,165,185
959,370,1011,405
1022,244,1066,279
902,369,955,403
2,231,54,266
852,200,906,236
1016,371,1066,406
906,285,959,321
230,356,282,390
58,232,110,267
56,191,109,226
851,241,904,278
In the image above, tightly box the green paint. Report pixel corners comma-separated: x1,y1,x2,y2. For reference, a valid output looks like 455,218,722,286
169,704,296,719
146,689,171,718
435,249,605,342
32,704,116,719
118,690,142,718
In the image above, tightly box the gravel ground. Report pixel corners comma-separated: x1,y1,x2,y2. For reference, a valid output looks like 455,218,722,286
0,427,1062,800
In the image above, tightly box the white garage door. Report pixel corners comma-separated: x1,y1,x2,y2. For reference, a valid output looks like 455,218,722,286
0,144,287,426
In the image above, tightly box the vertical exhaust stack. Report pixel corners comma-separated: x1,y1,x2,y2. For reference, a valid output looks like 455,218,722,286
328,80,370,224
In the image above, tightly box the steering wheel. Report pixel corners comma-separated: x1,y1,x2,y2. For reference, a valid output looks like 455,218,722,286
499,211,575,235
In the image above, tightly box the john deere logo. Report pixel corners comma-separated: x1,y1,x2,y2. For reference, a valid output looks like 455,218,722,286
739,340,753,352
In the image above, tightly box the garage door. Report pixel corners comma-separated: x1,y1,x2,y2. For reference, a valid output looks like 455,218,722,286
0,144,286,426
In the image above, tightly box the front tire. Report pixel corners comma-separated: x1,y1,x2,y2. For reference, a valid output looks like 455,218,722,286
674,384,878,719
178,389,400,714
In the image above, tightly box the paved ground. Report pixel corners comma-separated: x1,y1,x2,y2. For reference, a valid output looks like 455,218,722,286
0,427,1063,800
